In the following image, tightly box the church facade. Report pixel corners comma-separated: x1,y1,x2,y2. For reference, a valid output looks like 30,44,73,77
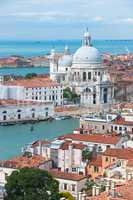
50,31,114,110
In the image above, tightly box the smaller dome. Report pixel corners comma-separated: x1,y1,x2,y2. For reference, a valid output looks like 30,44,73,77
58,54,73,67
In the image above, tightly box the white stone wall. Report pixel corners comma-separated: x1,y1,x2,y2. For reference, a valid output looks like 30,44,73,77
58,148,83,172
0,102,54,122
56,177,87,199
0,85,63,106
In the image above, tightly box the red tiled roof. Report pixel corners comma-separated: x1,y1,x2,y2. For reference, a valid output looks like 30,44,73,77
5,77,60,88
0,99,51,106
60,141,86,150
113,117,133,126
127,159,133,167
50,169,86,181
58,134,121,145
3,155,46,169
89,180,133,200
31,140,51,148
89,155,102,167
103,148,133,160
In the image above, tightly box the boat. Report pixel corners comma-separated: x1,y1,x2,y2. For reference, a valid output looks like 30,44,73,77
55,115,72,120
30,125,34,132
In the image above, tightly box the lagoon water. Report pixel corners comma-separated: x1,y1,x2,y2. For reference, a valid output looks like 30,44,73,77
0,67,49,76
0,118,79,160
0,40,133,58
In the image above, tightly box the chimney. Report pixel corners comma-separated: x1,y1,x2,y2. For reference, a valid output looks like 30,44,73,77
92,185,96,196
81,193,87,200
78,192,83,200
96,186,100,196
127,173,132,180
110,181,116,198
105,181,110,194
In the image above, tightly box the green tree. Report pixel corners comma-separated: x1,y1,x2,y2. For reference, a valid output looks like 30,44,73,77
85,179,96,190
60,191,75,200
25,73,37,79
82,149,93,161
5,168,60,200
83,178,97,196
63,87,79,103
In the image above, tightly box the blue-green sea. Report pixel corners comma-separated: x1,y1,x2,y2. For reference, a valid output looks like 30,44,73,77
0,40,133,58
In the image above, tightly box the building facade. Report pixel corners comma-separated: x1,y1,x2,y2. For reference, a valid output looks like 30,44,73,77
50,31,114,110
0,100,54,123
0,77,63,106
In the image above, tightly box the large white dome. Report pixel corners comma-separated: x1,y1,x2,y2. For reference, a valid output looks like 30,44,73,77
73,46,101,64
58,54,73,67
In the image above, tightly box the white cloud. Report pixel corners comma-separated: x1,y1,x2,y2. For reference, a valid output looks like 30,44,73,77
123,18,133,24
93,16,104,22
113,17,133,24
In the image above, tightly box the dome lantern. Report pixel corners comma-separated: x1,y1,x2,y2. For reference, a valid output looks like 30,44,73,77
84,28,91,46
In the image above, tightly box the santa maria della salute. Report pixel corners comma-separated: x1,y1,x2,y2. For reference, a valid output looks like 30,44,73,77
50,31,114,111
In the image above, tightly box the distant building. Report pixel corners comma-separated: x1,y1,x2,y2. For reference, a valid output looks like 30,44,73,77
58,133,123,153
0,77,63,106
58,141,87,173
50,31,114,110
0,99,54,123
50,170,87,200
80,114,133,135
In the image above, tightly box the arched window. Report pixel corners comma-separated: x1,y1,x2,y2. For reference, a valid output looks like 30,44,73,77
88,72,91,80
46,112,48,117
85,88,91,93
3,115,6,121
17,109,21,112
83,72,86,81
103,88,108,103
18,114,21,119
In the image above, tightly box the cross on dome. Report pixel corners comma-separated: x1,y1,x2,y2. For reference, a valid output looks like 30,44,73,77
84,28,91,46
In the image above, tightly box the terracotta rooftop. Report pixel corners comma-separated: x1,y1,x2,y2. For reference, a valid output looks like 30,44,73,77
60,141,86,150
89,180,133,200
0,99,52,106
58,134,121,145
127,159,133,167
5,77,60,88
103,148,133,160
89,155,102,167
50,169,86,181
113,117,133,126
31,140,51,148
2,155,46,169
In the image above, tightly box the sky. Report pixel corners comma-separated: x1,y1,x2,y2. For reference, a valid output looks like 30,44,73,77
0,0,133,40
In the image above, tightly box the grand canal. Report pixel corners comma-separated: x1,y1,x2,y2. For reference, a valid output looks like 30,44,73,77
0,118,79,160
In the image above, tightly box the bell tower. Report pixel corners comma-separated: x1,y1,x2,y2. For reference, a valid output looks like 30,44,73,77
50,48,57,80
